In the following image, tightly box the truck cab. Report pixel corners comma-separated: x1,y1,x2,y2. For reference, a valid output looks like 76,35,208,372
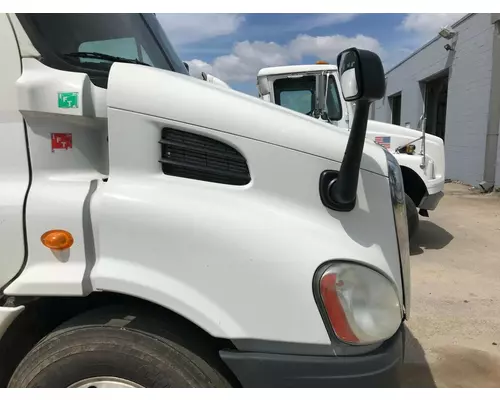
0,13,409,388
257,63,446,239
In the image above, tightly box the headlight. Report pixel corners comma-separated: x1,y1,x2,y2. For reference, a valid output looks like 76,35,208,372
385,150,411,318
317,261,402,345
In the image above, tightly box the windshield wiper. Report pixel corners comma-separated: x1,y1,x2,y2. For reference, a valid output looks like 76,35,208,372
62,52,151,66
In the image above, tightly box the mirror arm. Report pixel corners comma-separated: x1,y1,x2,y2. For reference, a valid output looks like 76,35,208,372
323,100,370,211
319,47,385,213
322,73,333,123
315,74,325,117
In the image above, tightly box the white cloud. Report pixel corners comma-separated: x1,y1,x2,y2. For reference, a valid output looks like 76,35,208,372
186,59,213,79
399,13,467,41
185,33,385,83
292,14,359,31
289,34,384,61
199,40,291,82
157,14,245,46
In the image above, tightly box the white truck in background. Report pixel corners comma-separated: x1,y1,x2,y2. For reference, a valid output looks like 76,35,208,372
0,13,410,388
257,63,446,239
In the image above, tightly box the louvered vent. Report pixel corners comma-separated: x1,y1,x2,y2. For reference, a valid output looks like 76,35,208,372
160,129,251,186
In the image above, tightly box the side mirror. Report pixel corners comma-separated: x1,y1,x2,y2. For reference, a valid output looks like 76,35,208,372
337,48,385,102
417,114,426,130
201,72,208,81
183,62,190,73
315,73,327,118
320,47,386,212
257,75,271,96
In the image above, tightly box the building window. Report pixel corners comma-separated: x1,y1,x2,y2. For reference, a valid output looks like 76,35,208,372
389,93,402,126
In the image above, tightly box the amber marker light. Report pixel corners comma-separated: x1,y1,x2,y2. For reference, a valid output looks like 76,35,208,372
41,230,74,250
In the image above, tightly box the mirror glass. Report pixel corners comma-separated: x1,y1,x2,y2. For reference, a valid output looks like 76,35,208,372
339,51,360,100
340,68,358,99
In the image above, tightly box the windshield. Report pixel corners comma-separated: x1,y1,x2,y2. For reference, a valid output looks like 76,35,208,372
17,13,189,88
273,74,342,121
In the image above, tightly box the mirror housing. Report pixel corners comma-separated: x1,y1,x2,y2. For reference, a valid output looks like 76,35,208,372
337,47,385,102
183,62,190,73
417,113,425,129
315,73,327,118
257,75,271,97
320,48,386,212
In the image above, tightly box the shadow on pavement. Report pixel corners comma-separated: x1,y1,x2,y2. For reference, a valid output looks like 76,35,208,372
410,220,454,256
401,326,437,387
401,326,500,387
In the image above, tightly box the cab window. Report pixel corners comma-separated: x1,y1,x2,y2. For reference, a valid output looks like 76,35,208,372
16,13,188,88
279,89,314,115
79,38,153,65
273,75,342,120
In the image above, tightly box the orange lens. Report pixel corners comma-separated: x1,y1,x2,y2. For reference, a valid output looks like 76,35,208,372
41,230,74,250
320,272,359,343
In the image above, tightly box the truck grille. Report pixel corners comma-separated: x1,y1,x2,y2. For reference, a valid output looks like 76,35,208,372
160,128,251,186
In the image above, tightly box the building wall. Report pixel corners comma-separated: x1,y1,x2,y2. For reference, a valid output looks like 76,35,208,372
488,14,500,188
373,14,495,186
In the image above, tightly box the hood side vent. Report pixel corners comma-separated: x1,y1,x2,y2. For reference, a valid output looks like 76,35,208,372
160,128,251,186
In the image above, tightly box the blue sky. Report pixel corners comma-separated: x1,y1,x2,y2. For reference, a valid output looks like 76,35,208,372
158,13,465,95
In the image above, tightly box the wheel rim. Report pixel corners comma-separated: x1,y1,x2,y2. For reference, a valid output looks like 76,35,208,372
69,377,143,388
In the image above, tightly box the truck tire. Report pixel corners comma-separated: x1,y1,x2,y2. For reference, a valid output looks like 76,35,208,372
405,193,419,240
8,306,231,388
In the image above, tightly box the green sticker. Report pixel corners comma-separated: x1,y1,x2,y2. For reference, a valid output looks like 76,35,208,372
58,92,79,109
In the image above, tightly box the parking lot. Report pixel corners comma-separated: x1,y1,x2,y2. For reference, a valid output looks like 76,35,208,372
401,183,500,387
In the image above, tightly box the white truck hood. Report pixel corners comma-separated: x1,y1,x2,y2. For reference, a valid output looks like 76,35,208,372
366,120,442,148
365,120,445,182
107,63,389,177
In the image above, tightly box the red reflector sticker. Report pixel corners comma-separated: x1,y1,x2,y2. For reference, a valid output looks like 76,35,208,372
51,133,72,152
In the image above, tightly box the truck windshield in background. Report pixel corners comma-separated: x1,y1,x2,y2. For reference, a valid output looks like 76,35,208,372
16,13,189,88
273,75,343,121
